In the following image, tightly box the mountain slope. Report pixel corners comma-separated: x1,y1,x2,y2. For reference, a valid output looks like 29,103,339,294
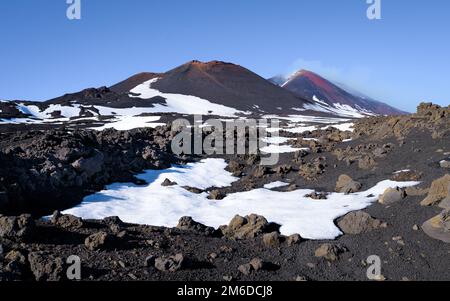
273,70,406,116
3,62,395,132
112,60,313,114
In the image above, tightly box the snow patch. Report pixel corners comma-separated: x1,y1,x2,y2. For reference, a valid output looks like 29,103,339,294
284,125,318,134
321,122,355,132
91,116,164,131
393,169,411,174
63,158,420,240
261,136,292,145
264,181,289,189
302,96,376,118
129,78,244,117
260,145,307,154
17,104,81,119
264,114,351,124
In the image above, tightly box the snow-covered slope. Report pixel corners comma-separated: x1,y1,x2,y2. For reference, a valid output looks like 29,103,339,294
271,70,406,116
1,61,406,131
129,78,245,117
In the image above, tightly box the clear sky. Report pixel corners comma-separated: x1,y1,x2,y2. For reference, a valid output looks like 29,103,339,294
0,0,449,112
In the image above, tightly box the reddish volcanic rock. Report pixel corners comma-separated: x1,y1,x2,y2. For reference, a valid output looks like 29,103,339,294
275,69,406,116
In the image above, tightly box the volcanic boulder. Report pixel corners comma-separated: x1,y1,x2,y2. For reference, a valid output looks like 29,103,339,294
314,244,348,262
71,150,105,178
28,252,65,281
421,175,450,206
221,214,277,240
154,254,187,272
422,210,450,243
0,214,35,241
84,232,113,251
337,211,387,234
51,211,84,229
176,216,216,236
379,187,407,205
335,175,362,194
262,232,282,248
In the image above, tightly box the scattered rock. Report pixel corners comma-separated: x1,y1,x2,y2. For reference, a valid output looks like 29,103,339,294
421,175,450,206
0,126,177,214
219,246,235,254
238,258,268,275
299,161,325,180
222,214,276,240
228,160,244,173
246,155,260,166
183,186,204,194
405,187,429,197
238,263,253,275
287,184,298,191
84,231,112,251
392,236,406,246
287,234,302,246
335,175,362,194
273,165,292,175
391,170,423,181
161,178,177,187
249,258,265,271
440,161,450,169
5,250,26,265
358,155,377,170
208,253,218,261
71,150,104,177
253,166,269,178
305,192,328,200
314,243,348,261
354,103,449,141
439,186,450,210
373,274,387,281
208,190,226,200
379,187,406,205
0,214,35,241
154,254,186,272
373,147,388,158
176,216,216,236
422,210,450,243
116,230,127,239
28,252,65,281
262,232,282,247
4,260,25,278
51,211,83,229
103,216,125,233
338,211,387,234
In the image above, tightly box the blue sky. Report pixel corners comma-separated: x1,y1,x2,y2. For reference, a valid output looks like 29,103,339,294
0,0,449,112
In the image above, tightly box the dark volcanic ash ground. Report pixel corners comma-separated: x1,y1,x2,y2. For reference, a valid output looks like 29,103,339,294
0,103,449,281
